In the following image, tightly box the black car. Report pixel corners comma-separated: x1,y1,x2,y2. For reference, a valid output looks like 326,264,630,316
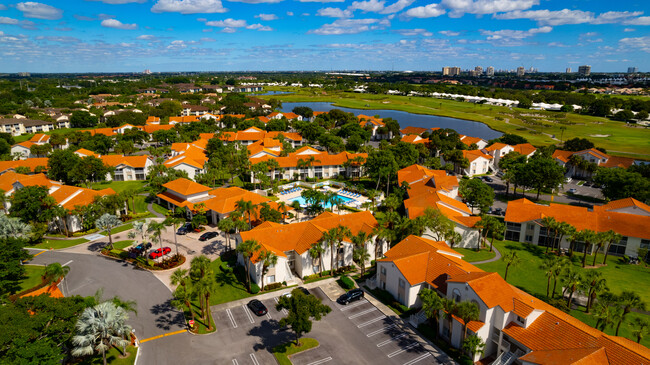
297,287,310,296
128,242,152,258
483,176,493,183
337,288,364,305
136,242,152,252
177,222,192,235
247,299,268,316
493,208,503,216
198,231,219,241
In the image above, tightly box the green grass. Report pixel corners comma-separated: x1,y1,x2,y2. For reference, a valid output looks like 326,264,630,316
19,265,45,292
208,255,254,305
132,195,148,213
570,309,649,347
272,338,319,365
108,222,136,236
270,87,650,159
79,345,138,365
92,180,148,193
477,239,650,346
113,240,134,250
29,237,89,249
453,247,497,263
151,202,169,216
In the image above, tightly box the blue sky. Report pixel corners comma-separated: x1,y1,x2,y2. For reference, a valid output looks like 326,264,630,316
0,0,648,72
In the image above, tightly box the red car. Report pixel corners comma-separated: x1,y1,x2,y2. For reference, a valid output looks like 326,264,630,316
149,247,171,259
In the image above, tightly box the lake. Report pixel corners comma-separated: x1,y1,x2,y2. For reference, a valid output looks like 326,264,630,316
281,102,503,140
257,91,294,96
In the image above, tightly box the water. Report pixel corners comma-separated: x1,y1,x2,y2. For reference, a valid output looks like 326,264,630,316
281,102,503,140
289,194,354,209
256,91,293,96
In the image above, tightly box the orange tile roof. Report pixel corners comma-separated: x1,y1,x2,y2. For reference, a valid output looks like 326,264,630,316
50,185,115,210
82,128,116,137
358,114,385,127
0,158,49,173
162,178,211,196
460,135,484,146
551,149,573,163
513,143,537,156
141,124,175,133
14,141,34,149
484,142,509,152
518,347,609,365
169,116,199,123
250,150,367,169
0,172,59,192
202,187,270,214
462,149,492,162
101,155,149,168
28,133,50,143
146,116,160,123
401,135,429,144
75,148,99,157
400,126,429,135
600,197,650,214
601,156,635,169
448,272,523,312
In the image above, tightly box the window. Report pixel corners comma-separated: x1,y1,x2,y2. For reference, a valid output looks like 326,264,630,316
381,267,386,275
399,279,405,288
608,236,628,256
266,275,275,283
505,222,521,241
525,235,533,243
452,288,461,303
641,239,650,249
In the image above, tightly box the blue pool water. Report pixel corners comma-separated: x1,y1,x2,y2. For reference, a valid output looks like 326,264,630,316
289,194,355,208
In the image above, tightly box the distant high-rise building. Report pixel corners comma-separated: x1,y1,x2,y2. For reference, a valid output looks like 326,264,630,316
566,67,572,73
442,66,461,76
143,69,152,75
474,66,483,74
578,65,591,76
486,66,494,76
516,67,525,77
628,67,638,73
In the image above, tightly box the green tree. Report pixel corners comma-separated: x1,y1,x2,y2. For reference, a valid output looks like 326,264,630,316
525,157,566,199
502,250,520,282
71,156,112,188
419,288,443,339
70,110,98,128
577,229,597,268
43,262,70,285
164,213,185,255
309,240,326,277
95,214,121,250
563,137,595,151
459,178,494,214
562,268,582,308
10,186,57,224
631,318,650,344
456,301,480,343
0,237,32,295
601,230,622,265
441,297,457,344
218,217,236,251
235,199,256,230
47,149,82,185
259,250,278,291
584,271,607,313
147,221,167,250
275,288,332,345
71,302,131,365
615,291,646,336
236,239,261,292
462,334,485,360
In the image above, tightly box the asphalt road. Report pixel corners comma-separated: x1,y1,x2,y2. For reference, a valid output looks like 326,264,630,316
27,249,185,340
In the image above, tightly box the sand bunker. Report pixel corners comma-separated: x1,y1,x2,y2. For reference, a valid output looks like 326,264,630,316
590,134,610,137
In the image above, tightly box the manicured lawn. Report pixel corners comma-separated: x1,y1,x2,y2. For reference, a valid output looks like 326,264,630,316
109,222,136,236
113,240,134,250
132,195,148,214
92,180,148,193
209,255,254,305
19,265,45,292
151,202,169,216
79,345,138,365
272,338,319,365
453,247,496,263
29,237,89,250
570,309,650,348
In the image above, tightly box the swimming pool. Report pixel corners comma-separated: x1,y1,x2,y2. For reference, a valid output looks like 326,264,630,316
288,194,354,208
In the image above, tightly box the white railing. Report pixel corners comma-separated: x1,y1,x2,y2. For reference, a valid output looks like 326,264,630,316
409,310,427,328
284,262,294,280
491,351,515,365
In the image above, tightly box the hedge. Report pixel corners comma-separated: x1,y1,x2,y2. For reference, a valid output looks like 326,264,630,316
338,275,355,290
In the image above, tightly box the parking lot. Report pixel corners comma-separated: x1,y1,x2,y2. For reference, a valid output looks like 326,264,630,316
205,287,438,365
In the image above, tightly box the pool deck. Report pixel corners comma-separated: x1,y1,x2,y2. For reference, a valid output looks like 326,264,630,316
277,185,370,213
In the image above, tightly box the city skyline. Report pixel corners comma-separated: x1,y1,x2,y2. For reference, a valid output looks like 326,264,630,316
0,0,648,73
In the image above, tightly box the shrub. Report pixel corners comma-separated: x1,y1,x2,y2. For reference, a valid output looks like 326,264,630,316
338,275,355,290
251,283,260,294
282,281,287,286
265,282,282,291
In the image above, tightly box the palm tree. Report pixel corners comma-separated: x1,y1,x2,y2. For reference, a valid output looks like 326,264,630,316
568,227,580,258
72,302,132,365
259,250,278,291
320,228,338,276
462,334,486,360
502,250,520,282
309,240,326,277
0,215,32,239
43,262,70,286
163,216,185,255
554,222,574,255
540,256,556,298
456,301,480,343
189,256,212,319
602,230,622,265
578,229,596,268
332,225,352,273
441,297,457,344
541,216,557,253
171,285,195,328
171,268,188,288
147,221,167,250
95,213,121,250
351,231,371,273
594,292,620,331
631,318,650,344
584,271,607,313
563,268,582,308
121,189,137,215
236,239,261,292
353,246,371,277
277,201,288,223
551,257,568,298
616,291,647,336
194,275,216,329
592,231,608,267
235,199,256,230
419,289,443,339
218,217,236,251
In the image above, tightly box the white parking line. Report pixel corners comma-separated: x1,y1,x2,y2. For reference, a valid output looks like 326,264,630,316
387,343,420,358
226,309,237,328
250,353,260,365
266,312,272,320
274,298,288,314
306,357,332,365
403,353,432,365
357,316,386,328
367,324,397,337
232,359,239,365
242,305,254,324
348,308,377,319
62,260,73,267
377,333,407,347
340,300,368,311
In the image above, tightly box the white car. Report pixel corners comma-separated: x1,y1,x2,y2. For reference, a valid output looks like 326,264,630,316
567,188,577,194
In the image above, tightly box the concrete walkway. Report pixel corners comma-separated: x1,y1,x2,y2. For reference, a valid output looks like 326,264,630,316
470,244,502,265
147,202,165,218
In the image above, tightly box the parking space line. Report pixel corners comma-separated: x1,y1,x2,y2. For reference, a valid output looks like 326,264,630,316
274,298,289,315
348,308,377,319
306,357,332,365
339,300,368,311
387,343,420,358
226,309,238,328
232,359,239,365
266,312,272,320
376,333,407,347
242,305,254,324
403,353,432,365
367,324,397,337
357,316,386,328
250,353,260,365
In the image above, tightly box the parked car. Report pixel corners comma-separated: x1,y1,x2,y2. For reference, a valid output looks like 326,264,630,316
567,188,577,194
198,231,219,241
583,181,593,187
281,287,310,299
148,246,171,259
565,177,572,183
247,299,268,316
177,222,192,235
483,176,494,183
337,288,364,305
494,208,503,216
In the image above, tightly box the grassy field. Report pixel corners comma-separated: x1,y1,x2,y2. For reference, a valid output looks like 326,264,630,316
270,87,650,159
113,240,134,250
92,180,148,193
19,265,45,292
151,202,169,216
79,345,137,365
209,256,253,305
477,239,650,346
453,247,496,263
272,338,319,365
29,237,89,250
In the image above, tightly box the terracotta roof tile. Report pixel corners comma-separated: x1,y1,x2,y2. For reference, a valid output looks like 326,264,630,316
162,178,211,196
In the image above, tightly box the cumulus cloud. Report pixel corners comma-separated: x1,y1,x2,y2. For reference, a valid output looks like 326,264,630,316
623,28,635,32
317,7,352,18
394,28,432,36
0,16,37,29
229,0,283,3
379,0,414,14
624,16,650,26
0,17,19,25
246,23,273,31
200,37,215,41
287,11,294,16
481,26,552,41
619,36,650,52
0,5,7,10
86,0,147,4
349,0,385,13
151,0,227,14
309,18,386,35
101,18,138,29
441,0,538,17
137,34,156,40
255,13,278,21
74,14,96,21
494,9,643,26
206,18,247,27
298,0,344,2
17,2,63,20
403,4,445,18
439,30,460,36
35,35,81,43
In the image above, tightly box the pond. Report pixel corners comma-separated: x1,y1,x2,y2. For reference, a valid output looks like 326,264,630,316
281,102,503,140
256,91,294,96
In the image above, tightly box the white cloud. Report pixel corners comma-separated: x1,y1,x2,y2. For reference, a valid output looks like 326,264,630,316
229,0,283,3
256,13,278,21
151,0,227,14
137,34,156,39
439,30,460,36
495,9,643,26
623,28,635,32
394,28,433,36
349,0,385,13
619,36,650,52
206,18,247,27
101,18,138,29
222,27,236,33
17,2,63,20
317,7,352,18
86,0,147,4
624,16,650,26
287,11,294,16
197,17,207,21
403,4,445,18
0,17,19,25
246,23,273,31
481,26,552,40
0,5,7,10
379,0,413,14
309,18,383,35
298,0,344,2
200,37,215,41
592,11,642,24
98,13,117,19
441,0,538,18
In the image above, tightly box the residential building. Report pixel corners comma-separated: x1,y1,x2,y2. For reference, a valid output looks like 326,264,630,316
238,211,383,286
267,112,302,121
442,67,461,76
566,67,572,73
219,127,303,148
0,118,69,136
101,155,153,181
10,142,34,159
505,197,650,257
164,143,208,180
486,66,494,76
0,158,49,174
400,126,438,137
400,134,429,145
181,104,211,116
442,150,492,176
377,234,650,364
628,67,638,74
483,143,536,170
579,65,592,76
552,148,635,178
517,67,525,77
459,135,488,149
474,66,483,75
358,115,389,140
